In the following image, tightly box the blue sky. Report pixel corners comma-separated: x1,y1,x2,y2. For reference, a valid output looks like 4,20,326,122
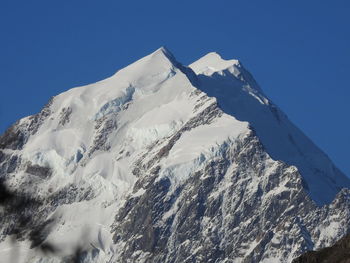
0,0,349,175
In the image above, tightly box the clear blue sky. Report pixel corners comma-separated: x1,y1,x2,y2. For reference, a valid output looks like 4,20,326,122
0,0,349,175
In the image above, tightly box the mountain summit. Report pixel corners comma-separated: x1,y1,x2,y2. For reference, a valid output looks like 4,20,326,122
0,47,349,262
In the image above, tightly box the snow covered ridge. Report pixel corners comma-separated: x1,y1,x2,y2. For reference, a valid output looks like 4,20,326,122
0,46,349,262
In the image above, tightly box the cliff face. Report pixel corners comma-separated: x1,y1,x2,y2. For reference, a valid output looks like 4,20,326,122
0,47,349,262
292,233,350,263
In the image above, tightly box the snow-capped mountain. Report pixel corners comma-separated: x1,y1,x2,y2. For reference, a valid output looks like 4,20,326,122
0,47,349,263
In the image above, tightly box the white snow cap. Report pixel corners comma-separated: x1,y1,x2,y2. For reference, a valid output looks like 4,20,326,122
190,51,240,75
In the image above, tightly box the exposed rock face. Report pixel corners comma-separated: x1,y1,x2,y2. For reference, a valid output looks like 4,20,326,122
0,47,349,263
0,98,52,154
25,162,52,179
111,129,350,263
58,106,72,127
292,233,350,263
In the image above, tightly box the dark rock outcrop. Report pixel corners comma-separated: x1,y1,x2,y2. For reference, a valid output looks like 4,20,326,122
292,233,350,263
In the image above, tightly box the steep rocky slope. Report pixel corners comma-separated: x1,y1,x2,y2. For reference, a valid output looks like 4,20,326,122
292,233,350,263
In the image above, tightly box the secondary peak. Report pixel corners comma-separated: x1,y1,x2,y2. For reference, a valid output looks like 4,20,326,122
189,52,240,75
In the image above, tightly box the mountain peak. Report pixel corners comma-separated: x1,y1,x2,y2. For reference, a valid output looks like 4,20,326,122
147,46,179,67
152,46,173,57
103,46,182,90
